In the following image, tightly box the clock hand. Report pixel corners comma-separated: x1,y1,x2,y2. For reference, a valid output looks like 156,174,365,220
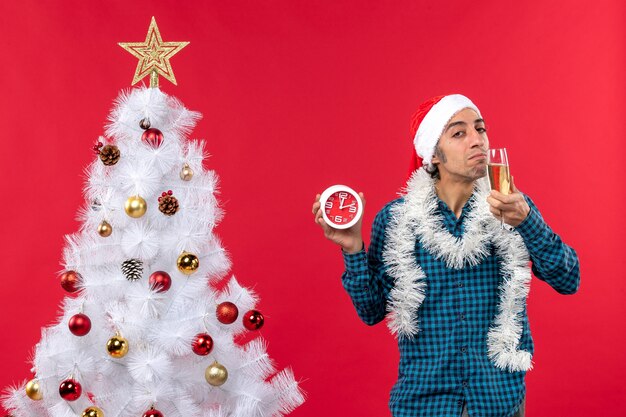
339,197,346,209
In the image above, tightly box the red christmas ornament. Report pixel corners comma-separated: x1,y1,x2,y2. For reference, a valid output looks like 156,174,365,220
141,128,164,147
60,271,81,293
86,391,96,403
242,310,264,331
143,408,163,417
192,333,214,356
92,142,104,154
59,378,82,401
158,190,174,201
216,302,239,324
69,313,92,336
149,271,172,293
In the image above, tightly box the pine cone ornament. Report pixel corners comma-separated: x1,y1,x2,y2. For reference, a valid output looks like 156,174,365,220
158,190,179,216
121,259,143,281
99,144,120,166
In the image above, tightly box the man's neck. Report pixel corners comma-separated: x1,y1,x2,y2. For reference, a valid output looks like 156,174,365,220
434,175,476,219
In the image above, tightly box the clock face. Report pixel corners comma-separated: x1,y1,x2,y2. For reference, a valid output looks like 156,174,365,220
320,185,363,229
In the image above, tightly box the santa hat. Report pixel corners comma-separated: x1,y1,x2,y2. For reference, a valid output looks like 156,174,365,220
407,94,481,176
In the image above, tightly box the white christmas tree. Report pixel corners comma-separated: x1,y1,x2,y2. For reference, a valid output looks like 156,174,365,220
2,19,304,417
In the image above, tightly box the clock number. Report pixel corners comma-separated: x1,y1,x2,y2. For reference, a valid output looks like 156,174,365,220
325,201,333,209
348,205,357,213
334,215,343,223
338,192,348,199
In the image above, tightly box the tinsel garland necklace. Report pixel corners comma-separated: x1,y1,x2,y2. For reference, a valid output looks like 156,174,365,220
382,168,533,372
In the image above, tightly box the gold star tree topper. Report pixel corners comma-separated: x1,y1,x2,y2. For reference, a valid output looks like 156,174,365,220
119,17,189,87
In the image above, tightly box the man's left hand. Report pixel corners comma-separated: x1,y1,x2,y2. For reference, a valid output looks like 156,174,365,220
486,176,531,227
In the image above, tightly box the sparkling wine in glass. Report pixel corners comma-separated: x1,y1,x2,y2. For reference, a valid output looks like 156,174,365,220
488,148,510,227
488,148,510,194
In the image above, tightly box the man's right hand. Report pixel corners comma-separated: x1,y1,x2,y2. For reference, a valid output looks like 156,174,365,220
312,192,365,254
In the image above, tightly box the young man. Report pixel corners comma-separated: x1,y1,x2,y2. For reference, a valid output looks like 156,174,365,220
312,94,580,417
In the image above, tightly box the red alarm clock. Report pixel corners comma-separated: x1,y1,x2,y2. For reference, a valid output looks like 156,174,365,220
319,185,363,230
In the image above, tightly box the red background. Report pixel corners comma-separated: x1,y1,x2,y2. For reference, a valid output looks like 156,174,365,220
1,1,624,416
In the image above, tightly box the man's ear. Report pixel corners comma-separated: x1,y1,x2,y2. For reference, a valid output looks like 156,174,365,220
431,142,446,165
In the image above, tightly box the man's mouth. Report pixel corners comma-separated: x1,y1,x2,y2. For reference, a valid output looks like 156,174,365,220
469,153,487,161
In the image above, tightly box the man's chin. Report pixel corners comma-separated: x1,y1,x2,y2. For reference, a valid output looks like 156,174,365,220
473,167,488,179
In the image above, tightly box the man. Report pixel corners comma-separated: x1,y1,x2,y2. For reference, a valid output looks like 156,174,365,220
311,94,580,417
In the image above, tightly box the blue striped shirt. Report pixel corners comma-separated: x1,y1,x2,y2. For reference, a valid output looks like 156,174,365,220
341,193,580,417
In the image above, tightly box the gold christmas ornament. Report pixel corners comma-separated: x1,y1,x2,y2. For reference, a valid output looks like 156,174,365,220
125,196,147,218
25,378,43,400
180,164,193,181
98,220,113,237
106,335,129,358
205,361,228,386
177,252,199,275
118,16,189,87
82,406,104,417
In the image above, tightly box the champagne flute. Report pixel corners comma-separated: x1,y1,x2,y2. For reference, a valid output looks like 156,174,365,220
487,148,511,228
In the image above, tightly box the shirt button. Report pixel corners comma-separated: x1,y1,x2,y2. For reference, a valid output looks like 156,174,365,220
460,346,467,353
457,282,464,288
459,313,466,321
462,381,468,387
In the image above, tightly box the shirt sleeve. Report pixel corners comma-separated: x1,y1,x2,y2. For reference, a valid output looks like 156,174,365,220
515,194,581,295
340,200,398,325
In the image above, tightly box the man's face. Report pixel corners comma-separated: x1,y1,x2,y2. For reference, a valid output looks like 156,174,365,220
432,108,489,182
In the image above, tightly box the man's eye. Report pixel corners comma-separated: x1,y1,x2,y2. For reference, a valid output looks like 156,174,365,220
452,131,464,138
476,127,487,133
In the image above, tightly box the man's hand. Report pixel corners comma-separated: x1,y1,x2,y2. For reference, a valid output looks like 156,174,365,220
486,176,530,227
312,192,365,253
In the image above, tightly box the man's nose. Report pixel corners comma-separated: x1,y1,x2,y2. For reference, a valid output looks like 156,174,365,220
469,129,486,147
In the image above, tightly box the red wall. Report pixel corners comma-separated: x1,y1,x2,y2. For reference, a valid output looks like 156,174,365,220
1,1,624,416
